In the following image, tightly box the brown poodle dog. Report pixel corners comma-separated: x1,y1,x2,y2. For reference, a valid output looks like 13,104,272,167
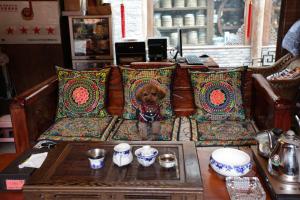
135,83,166,140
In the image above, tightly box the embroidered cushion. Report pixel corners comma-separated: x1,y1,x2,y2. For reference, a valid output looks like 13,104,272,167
39,116,118,141
189,68,245,121
190,119,257,146
121,66,175,119
106,117,180,141
56,66,110,120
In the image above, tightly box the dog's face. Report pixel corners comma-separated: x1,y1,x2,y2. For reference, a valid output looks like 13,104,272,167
136,83,166,105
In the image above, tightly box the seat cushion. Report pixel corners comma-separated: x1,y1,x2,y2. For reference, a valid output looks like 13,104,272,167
189,68,246,121
106,117,180,141
190,119,258,146
39,116,118,141
120,66,175,120
55,66,110,120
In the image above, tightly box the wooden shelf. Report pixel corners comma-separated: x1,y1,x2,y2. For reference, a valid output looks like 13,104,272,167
156,25,207,31
154,6,207,12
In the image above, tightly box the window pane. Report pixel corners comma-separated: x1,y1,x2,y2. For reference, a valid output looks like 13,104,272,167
153,0,210,47
213,0,244,45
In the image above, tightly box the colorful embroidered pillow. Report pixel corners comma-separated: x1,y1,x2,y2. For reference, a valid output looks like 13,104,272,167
189,68,245,121
121,66,175,119
56,66,110,120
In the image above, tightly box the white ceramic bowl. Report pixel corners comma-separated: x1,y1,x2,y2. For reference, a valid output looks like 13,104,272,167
135,146,158,167
210,148,251,177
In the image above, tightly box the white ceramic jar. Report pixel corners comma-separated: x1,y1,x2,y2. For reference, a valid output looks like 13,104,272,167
188,30,198,44
161,0,172,8
174,0,185,8
170,32,178,46
154,13,161,27
173,15,184,27
198,0,206,7
184,14,195,26
154,0,160,8
162,15,173,27
196,14,206,26
198,30,206,44
181,32,188,44
186,0,197,7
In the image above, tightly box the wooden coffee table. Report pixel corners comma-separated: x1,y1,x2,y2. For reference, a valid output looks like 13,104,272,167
23,141,203,200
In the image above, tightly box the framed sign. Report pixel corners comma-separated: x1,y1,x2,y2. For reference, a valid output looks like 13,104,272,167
0,1,61,44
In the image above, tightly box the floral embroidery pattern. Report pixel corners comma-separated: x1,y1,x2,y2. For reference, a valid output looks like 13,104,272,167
56,66,110,120
72,87,89,105
210,89,225,106
190,68,245,121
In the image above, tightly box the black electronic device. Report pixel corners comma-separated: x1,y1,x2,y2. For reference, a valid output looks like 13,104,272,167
185,55,206,65
148,38,167,61
115,42,146,65
173,29,183,60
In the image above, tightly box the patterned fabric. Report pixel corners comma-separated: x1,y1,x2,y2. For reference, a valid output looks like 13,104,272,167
178,117,192,141
189,68,245,121
56,66,110,120
121,66,175,119
106,117,180,141
190,119,258,146
38,116,118,141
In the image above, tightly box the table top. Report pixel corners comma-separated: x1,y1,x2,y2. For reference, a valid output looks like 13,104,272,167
197,147,271,200
0,145,272,200
25,141,203,193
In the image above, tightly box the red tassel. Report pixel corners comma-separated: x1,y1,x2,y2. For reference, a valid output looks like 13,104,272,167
246,1,252,39
121,3,125,38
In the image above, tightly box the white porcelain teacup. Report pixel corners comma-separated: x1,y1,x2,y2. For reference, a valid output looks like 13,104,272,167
113,143,133,167
135,145,158,167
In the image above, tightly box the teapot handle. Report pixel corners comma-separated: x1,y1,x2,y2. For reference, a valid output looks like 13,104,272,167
267,130,274,150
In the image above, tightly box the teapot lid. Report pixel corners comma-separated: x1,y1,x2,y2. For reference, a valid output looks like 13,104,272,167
282,130,300,146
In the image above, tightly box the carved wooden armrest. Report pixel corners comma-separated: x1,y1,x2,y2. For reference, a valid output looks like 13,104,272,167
10,76,58,153
250,53,294,77
252,74,292,131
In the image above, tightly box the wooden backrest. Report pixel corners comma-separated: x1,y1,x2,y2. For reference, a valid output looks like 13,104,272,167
106,64,253,118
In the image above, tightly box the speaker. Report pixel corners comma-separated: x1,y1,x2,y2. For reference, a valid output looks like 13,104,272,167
115,42,146,65
148,38,167,61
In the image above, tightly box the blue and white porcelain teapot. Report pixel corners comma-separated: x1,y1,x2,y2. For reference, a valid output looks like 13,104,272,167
113,143,133,167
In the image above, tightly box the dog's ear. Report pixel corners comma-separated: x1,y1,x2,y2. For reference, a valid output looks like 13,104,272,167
156,86,166,100
135,87,144,102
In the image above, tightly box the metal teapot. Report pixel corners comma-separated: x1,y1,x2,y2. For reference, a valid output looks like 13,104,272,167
267,130,300,183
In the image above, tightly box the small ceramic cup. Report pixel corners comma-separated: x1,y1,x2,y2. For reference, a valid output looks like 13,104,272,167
86,148,106,169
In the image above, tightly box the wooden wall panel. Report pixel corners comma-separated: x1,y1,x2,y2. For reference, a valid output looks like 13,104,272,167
0,0,69,95
1,44,64,95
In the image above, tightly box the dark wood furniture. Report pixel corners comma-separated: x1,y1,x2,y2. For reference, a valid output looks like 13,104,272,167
0,146,273,200
23,141,203,200
10,64,292,153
